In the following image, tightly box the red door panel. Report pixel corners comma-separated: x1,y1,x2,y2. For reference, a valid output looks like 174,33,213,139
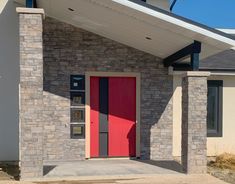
108,77,136,157
90,77,99,157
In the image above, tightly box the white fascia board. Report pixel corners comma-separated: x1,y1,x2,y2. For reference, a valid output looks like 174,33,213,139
218,29,235,35
112,0,235,48
210,71,235,76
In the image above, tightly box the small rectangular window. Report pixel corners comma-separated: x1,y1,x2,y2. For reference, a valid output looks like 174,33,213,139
207,80,223,137
71,124,85,139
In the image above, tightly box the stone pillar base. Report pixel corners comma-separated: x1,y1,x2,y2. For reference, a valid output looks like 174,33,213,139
181,71,210,174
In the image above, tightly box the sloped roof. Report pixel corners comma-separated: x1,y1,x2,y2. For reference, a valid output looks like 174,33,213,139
200,49,235,71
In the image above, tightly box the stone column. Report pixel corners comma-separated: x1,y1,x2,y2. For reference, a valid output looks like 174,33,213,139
17,8,44,179
181,71,210,174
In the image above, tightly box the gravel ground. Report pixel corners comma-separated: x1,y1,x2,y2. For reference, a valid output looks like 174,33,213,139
208,166,235,184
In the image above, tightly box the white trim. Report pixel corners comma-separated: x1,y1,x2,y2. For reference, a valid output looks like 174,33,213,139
218,29,235,34
170,70,211,77
112,0,235,48
183,71,210,77
16,7,45,18
210,71,235,76
169,69,235,76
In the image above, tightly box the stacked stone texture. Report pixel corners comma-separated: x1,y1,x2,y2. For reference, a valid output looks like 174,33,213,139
19,13,43,178
43,17,173,162
181,76,207,174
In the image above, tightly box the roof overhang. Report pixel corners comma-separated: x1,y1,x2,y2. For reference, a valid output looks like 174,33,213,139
35,0,235,60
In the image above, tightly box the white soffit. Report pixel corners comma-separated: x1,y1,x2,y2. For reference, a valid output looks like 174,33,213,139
37,0,235,59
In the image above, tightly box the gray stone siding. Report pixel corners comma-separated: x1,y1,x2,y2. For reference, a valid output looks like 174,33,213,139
43,17,173,162
181,76,207,174
19,13,43,178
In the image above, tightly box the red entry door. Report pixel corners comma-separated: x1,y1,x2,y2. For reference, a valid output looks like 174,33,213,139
90,77,136,157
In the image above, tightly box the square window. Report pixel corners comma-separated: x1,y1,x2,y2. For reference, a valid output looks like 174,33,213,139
71,124,85,139
71,108,85,123
70,75,85,90
71,92,85,106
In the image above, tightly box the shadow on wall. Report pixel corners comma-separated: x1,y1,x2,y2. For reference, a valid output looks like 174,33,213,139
0,0,19,161
43,165,57,176
43,17,173,161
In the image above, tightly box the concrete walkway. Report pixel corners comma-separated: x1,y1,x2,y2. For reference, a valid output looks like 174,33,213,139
13,160,225,183
0,174,227,184
43,159,182,178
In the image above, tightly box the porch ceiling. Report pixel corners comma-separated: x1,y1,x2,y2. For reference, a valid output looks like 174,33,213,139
37,0,235,59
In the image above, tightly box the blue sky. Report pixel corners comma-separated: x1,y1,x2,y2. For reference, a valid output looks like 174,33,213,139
171,0,235,29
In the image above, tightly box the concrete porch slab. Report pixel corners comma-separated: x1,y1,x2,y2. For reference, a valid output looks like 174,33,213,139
43,159,182,178
23,174,227,184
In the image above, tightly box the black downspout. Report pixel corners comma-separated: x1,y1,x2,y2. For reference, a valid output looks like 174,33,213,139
170,0,178,11
34,0,37,8
26,0,37,8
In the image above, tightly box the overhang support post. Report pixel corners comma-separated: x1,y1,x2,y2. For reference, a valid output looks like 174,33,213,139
163,40,201,71
191,53,199,71
26,0,37,8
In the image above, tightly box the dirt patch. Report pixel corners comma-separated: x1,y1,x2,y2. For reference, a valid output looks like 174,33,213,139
210,153,235,171
208,166,235,184
0,162,19,180
208,153,235,184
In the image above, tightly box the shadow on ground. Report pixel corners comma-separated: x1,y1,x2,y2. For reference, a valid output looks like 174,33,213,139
36,178,135,184
134,160,183,173
0,162,20,180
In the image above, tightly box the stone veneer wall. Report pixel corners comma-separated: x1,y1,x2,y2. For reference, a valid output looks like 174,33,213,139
19,13,43,178
43,17,173,162
181,75,207,174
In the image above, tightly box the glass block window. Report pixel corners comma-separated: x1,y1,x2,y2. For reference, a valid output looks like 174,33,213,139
70,75,85,139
